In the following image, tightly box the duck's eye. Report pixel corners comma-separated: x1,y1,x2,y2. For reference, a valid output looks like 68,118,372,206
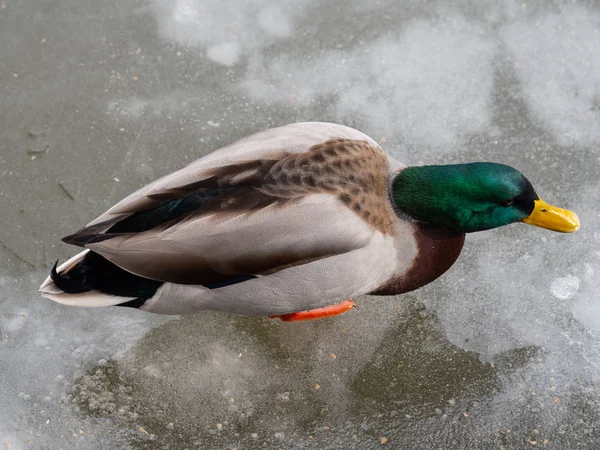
502,199,514,206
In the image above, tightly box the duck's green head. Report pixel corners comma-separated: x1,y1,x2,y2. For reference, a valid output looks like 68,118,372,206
392,162,580,233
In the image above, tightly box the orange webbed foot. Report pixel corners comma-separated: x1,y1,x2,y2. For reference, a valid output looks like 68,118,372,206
269,299,356,322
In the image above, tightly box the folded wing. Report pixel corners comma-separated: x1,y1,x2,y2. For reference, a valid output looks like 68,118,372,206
62,123,390,286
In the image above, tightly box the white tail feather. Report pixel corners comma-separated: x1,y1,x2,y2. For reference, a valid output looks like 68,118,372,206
38,249,137,308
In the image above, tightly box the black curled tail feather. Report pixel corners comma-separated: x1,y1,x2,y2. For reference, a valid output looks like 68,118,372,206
51,259,90,294
50,251,163,300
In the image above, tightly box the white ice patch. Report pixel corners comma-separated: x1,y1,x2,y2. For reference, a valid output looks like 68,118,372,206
573,297,600,333
207,41,241,66
550,275,580,300
0,273,170,447
242,16,496,154
257,5,292,37
503,7,600,146
152,0,310,66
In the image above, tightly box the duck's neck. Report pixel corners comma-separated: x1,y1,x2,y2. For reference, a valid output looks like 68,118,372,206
371,222,465,295
391,165,469,230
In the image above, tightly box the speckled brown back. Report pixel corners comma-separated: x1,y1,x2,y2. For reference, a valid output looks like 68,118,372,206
261,139,396,235
65,138,399,250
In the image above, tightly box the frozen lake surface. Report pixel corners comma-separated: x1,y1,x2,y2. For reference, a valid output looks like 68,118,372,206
1,0,600,448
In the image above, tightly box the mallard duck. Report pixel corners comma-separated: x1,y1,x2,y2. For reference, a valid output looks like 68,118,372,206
39,122,579,321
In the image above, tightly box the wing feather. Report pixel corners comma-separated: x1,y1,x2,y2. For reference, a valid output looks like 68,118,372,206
85,122,380,226
63,123,389,286
86,194,375,284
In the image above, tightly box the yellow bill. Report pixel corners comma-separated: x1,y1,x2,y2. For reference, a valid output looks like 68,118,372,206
522,198,580,233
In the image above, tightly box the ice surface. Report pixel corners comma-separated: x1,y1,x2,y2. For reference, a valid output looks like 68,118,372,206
503,7,600,146
153,0,313,65
206,42,241,67
2,0,600,448
0,274,170,448
243,16,497,152
550,276,580,300
257,5,293,38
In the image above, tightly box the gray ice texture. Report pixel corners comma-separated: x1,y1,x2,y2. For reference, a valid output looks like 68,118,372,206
1,0,600,449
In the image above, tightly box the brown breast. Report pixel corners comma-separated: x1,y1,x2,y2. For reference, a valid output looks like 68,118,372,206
371,224,465,295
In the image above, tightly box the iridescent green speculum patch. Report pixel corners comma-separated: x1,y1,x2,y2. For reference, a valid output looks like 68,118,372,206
391,163,538,233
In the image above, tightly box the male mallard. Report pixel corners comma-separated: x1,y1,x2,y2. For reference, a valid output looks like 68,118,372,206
39,123,579,321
